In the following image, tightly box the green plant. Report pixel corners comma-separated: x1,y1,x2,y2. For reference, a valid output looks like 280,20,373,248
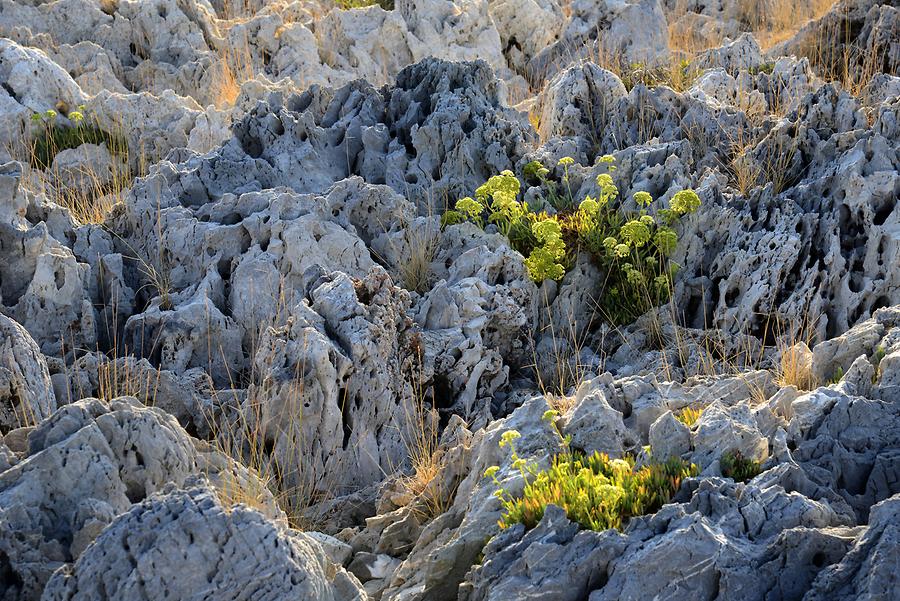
443,158,701,324
29,107,126,169
20,107,140,224
828,366,844,385
485,428,697,532
748,62,776,75
720,450,761,482
674,406,703,427
334,0,393,9
872,345,886,382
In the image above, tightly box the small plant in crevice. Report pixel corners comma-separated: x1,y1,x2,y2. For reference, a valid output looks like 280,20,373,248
675,406,703,427
29,107,125,170
827,366,844,386
484,415,698,532
872,345,886,383
720,450,762,483
20,106,140,224
442,156,702,325
398,339,452,519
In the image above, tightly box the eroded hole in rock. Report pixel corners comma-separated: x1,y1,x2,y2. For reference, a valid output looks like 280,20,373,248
339,387,352,451
872,198,894,226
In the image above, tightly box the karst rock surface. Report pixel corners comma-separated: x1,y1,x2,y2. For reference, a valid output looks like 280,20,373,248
1,0,899,599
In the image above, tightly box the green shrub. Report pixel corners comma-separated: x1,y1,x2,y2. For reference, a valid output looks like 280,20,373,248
443,157,701,324
29,107,126,170
485,426,698,532
720,450,761,482
748,62,776,75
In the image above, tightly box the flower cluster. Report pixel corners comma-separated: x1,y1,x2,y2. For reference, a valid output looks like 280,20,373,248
28,105,122,171
442,157,702,323
485,429,698,532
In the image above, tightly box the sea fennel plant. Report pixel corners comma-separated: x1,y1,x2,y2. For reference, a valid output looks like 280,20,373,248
443,157,702,324
484,413,698,532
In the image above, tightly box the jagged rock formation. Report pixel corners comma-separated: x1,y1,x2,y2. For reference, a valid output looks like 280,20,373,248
0,312,56,431
0,396,283,600
40,482,366,601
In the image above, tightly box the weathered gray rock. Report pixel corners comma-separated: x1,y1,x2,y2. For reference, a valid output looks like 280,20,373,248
50,353,212,437
490,0,565,74
536,63,627,152
673,84,900,340
40,482,367,601
245,267,418,497
528,0,670,85
0,313,56,432
0,191,95,357
649,410,692,459
561,377,637,457
693,32,765,74
0,396,278,601
805,493,900,601
461,505,627,601
774,0,900,85
792,390,900,521
317,0,505,89
691,401,769,472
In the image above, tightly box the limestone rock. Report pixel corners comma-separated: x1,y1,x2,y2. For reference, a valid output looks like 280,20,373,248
245,267,418,496
774,0,900,84
805,493,900,601
528,0,670,85
691,402,769,472
536,63,627,147
0,313,56,433
792,391,900,520
649,411,692,460
0,396,278,600
40,482,367,601
561,378,636,457
490,0,565,74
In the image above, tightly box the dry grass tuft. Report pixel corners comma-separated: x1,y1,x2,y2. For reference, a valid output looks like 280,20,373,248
397,343,449,517
96,357,163,405
743,0,836,50
769,311,821,391
215,37,255,108
400,225,439,295
11,114,146,225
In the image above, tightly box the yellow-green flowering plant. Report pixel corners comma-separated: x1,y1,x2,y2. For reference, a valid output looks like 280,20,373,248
29,104,124,170
442,157,701,323
486,425,698,531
